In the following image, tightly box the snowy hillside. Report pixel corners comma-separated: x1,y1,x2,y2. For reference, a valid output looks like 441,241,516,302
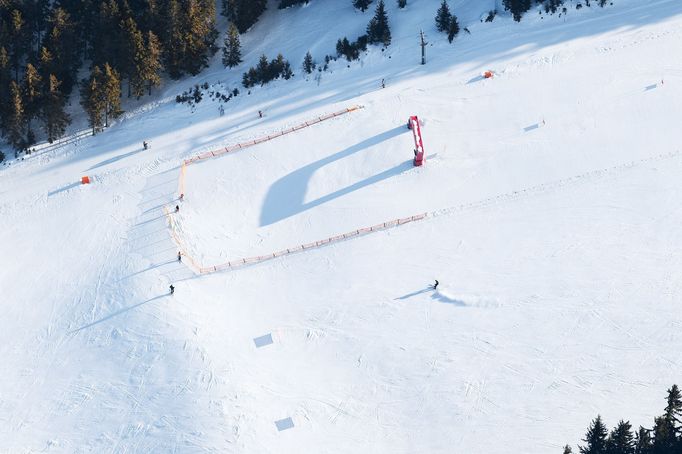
1,0,682,452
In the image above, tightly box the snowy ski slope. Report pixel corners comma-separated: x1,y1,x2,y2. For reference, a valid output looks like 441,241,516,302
1,0,682,452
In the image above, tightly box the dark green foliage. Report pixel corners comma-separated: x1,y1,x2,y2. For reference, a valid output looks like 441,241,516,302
447,15,459,43
80,64,121,134
222,23,242,68
223,0,267,33
7,80,26,149
580,415,608,454
564,446,574,454
140,31,163,96
544,0,564,14
366,0,390,46
279,0,308,9
606,420,635,454
41,74,70,143
44,7,80,94
335,35,368,61
353,0,372,12
435,0,451,32
635,427,653,454
565,386,682,454
241,53,294,88
22,63,42,130
397,0,406,8
302,51,315,74
504,0,532,21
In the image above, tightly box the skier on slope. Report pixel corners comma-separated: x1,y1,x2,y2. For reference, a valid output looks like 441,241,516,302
175,205,180,213
177,251,182,262
433,280,439,290
170,284,175,295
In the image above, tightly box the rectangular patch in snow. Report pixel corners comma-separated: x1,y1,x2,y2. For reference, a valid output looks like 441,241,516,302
275,417,294,431
253,333,274,348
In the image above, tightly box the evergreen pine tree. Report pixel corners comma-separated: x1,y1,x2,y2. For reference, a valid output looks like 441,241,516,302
435,0,452,32
222,23,242,68
651,416,676,454
279,0,308,8
22,63,42,135
41,74,70,143
225,0,267,33
302,51,315,74
184,0,219,75
504,0,532,22
7,80,26,149
38,47,53,82
544,0,564,14
366,0,391,47
447,15,460,43
140,31,163,96
256,54,269,85
634,427,653,454
101,63,122,127
120,17,145,97
353,0,372,12
564,446,574,454
397,0,406,8
91,1,123,71
664,384,682,429
580,415,609,454
45,7,80,93
81,65,106,135
282,60,293,79
162,0,185,78
0,47,12,133
9,9,28,81
606,420,635,454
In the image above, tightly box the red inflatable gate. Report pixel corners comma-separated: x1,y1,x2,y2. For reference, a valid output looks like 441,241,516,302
408,115,425,166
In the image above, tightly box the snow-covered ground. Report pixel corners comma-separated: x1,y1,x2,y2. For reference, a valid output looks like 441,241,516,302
2,0,682,452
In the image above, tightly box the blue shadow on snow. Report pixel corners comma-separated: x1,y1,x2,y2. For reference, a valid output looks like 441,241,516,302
260,126,408,226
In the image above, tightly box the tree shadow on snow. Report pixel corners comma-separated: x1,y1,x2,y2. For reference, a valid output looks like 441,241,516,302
260,126,409,226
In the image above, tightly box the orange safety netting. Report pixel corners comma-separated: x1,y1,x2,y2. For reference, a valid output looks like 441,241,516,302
164,105,433,275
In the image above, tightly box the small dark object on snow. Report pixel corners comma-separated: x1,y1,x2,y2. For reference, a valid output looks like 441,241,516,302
258,110,263,118
175,205,179,213
170,285,175,294
178,252,182,262
143,141,148,150
434,280,439,290
381,78,385,88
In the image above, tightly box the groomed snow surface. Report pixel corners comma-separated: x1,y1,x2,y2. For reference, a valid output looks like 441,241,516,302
2,0,682,452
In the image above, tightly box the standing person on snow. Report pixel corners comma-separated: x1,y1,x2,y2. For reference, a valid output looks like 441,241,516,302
434,280,439,290
143,141,148,150
177,252,182,262
170,284,175,294
175,205,180,213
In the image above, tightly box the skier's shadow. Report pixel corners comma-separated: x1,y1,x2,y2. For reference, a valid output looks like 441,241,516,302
430,291,466,306
395,287,433,300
